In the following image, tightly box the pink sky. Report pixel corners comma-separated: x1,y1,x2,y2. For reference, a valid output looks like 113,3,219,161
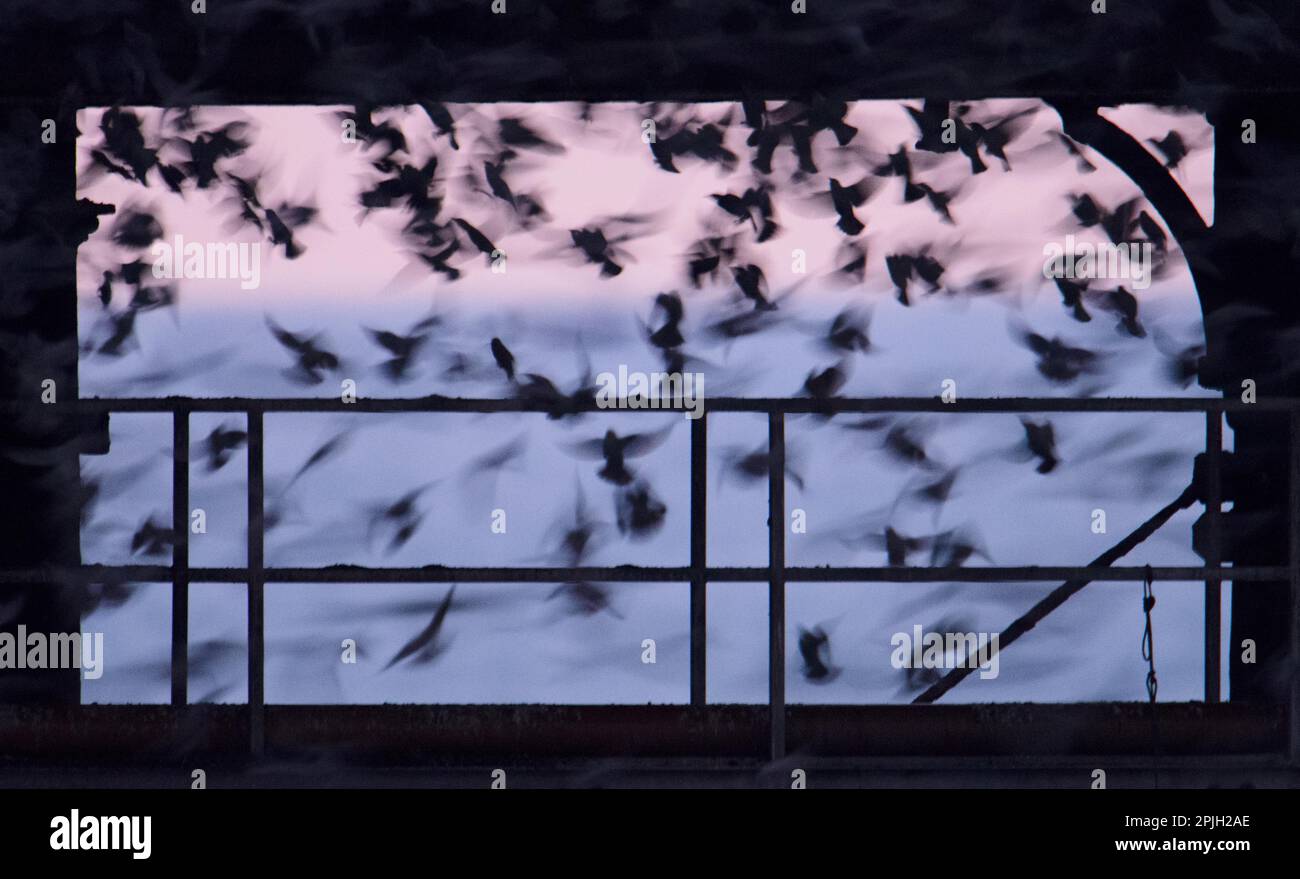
76,100,1213,307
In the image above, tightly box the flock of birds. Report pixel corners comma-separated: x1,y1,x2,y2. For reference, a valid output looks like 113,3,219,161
76,97,1211,690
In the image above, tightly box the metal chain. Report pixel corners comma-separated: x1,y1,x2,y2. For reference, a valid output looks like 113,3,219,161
1141,564,1160,787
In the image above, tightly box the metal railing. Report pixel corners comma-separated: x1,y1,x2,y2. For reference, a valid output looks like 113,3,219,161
3,393,1298,763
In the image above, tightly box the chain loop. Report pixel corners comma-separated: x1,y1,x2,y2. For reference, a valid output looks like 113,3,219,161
1142,564,1160,787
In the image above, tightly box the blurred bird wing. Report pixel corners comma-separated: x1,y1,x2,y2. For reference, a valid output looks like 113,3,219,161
265,317,307,352
564,437,608,460
622,423,676,457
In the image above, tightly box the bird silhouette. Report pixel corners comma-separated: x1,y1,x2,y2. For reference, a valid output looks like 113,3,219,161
880,526,930,566
904,100,959,155
1054,272,1093,323
882,420,938,469
647,126,683,173
1050,131,1097,173
928,526,991,567
900,615,977,692
177,121,250,189
263,428,353,532
515,370,598,420
92,307,141,357
129,283,177,314
827,177,878,235
705,305,783,341
542,478,606,567
366,483,435,554
962,105,1037,171
797,625,841,682
1153,332,1205,388
338,104,407,157
1014,327,1100,383
1087,286,1146,338
94,107,184,189
885,251,946,305
709,186,778,241
416,240,462,281
615,479,668,539
365,315,439,381
265,317,341,384
721,443,805,491
263,200,317,259
684,234,740,287
910,181,961,224
835,522,931,566
543,482,620,617
418,102,460,149
645,291,685,350
655,119,739,172
1020,419,1060,473
1066,193,1144,246
803,361,849,411
281,430,351,496
565,213,652,278
490,336,516,381
498,116,564,154
547,580,621,617
566,425,674,486
130,516,177,556
731,264,776,311
360,156,441,215
907,466,960,510
570,227,625,277
835,240,869,282
483,160,516,207
200,422,248,472
95,272,114,308
383,585,456,671
1147,131,1189,169
819,307,871,354
111,207,163,249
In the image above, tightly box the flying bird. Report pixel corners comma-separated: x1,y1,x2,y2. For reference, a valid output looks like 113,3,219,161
365,315,439,381
1147,131,1189,169
200,423,248,472
265,317,341,384
1020,419,1060,474
566,426,674,486
490,336,516,381
615,479,668,538
1015,328,1100,383
130,516,177,556
383,586,457,671
721,443,805,491
798,625,841,682
367,484,435,554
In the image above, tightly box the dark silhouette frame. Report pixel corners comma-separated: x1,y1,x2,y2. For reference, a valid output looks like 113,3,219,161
2,0,1299,786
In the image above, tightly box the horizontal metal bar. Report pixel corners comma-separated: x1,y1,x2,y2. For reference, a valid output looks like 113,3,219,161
0,564,1289,584
6,395,1299,415
0,703,1286,763
4,757,1297,789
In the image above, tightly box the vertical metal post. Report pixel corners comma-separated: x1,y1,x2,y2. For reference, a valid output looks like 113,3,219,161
171,410,189,706
1204,409,1222,703
768,412,786,762
247,410,265,757
690,412,707,707
1290,408,1300,764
